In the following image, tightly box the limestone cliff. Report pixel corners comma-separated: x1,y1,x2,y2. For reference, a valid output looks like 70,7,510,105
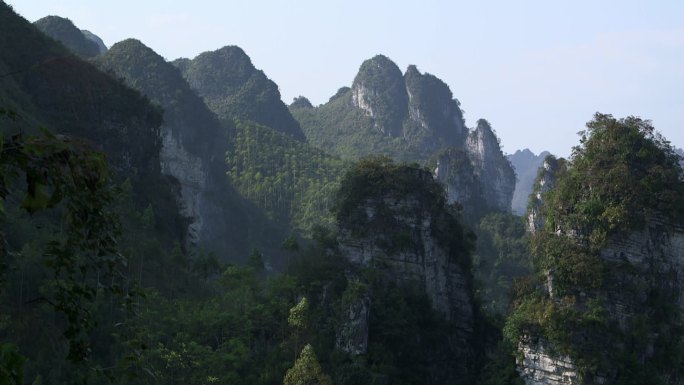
511,115,684,385
95,39,262,258
517,217,684,385
432,147,487,220
526,155,564,233
351,55,408,137
294,55,515,214
349,56,466,153
466,119,516,212
334,160,475,382
404,65,467,147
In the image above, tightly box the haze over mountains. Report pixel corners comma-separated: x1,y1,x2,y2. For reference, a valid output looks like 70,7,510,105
2,4,684,385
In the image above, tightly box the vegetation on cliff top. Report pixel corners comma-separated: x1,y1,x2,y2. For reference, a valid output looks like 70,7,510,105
506,113,684,383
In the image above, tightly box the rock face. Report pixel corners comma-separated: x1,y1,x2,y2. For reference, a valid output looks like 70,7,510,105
404,65,467,146
518,337,579,385
173,46,306,141
465,119,516,212
351,55,408,137
33,16,102,58
350,56,467,153
521,151,684,384
95,39,254,258
432,147,487,220
335,166,475,374
297,54,515,214
335,292,370,355
526,155,562,233
508,149,551,215
338,195,474,328
517,217,684,385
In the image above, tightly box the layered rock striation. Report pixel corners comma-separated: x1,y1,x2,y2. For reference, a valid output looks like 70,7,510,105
465,119,516,212
513,115,684,385
334,161,475,381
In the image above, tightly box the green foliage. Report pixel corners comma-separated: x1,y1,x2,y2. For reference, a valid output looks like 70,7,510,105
334,157,473,267
544,113,684,245
33,16,100,58
473,212,531,316
0,130,126,362
291,88,420,162
292,60,467,164
227,120,348,234
0,343,26,385
506,113,684,380
283,345,332,385
288,297,309,330
174,46,306,141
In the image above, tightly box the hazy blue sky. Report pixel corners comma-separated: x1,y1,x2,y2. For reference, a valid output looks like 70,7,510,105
9,0,684,156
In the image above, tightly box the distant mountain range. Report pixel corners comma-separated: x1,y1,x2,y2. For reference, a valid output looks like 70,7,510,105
507,148,551,215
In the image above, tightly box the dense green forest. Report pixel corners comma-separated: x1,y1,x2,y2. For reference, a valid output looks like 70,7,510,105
2,2,684,385
227,120,348,234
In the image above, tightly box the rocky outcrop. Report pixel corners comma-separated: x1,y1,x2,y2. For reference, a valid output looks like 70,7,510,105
518,337,580,385
336,166,474,361
466,119,516,212
351,55,408,137
336,292,370,355
338,197,473,328
527,155,562,233
517,217,684,385
432,147,487,219
508,149,551,215
404,65,467,146
349,56,467,152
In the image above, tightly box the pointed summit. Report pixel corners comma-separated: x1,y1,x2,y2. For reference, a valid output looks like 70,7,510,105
351,55,408,137
34,15,102,58
404,64,466,145
465,119,516,211
174,46,306,141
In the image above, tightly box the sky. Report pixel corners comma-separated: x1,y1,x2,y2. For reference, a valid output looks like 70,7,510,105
8,0,684,157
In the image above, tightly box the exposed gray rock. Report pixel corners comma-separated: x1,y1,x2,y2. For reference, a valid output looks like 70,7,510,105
94,39,261,259
336,292,370,355
527,155,561,233
404,65,467,146
517,217,684,385
466,119,516,212
336,168,474,360
518,337,580,385
432,147,487,219
159,128,206,244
